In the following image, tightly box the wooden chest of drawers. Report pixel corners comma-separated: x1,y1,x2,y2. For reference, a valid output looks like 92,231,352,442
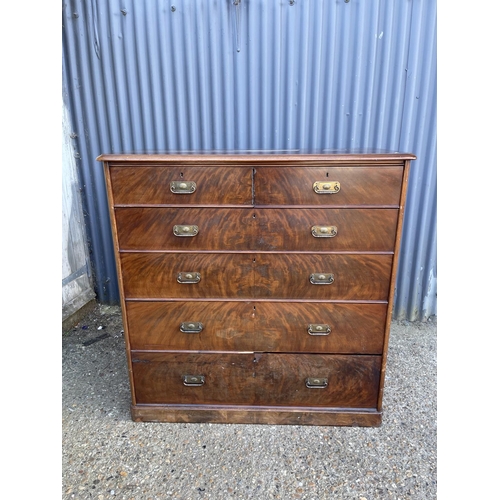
99,151,415,426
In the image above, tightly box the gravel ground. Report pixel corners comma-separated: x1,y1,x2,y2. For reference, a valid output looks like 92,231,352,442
62,304,437,500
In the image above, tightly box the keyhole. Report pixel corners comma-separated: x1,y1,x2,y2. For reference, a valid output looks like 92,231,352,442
326,172,329,178
180,172,183,178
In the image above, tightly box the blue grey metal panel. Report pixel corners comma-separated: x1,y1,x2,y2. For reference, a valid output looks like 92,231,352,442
62,0,436,320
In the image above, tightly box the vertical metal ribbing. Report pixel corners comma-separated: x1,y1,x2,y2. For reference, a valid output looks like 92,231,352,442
63,0,437,318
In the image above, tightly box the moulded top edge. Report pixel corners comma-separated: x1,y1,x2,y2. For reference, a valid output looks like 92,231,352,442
97,150,416,163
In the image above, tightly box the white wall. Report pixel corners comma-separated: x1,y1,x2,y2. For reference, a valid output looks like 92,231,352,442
62,95,95,324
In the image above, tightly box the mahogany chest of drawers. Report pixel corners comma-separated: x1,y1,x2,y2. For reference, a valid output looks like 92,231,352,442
99,151,415,426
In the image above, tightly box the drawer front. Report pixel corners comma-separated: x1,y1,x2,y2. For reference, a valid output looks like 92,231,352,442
131,352,381,408
126,301,256,351
131,352,256,405
253,353,381,408
254,166,403,206
126,301,387,353
254,302,387,354
254,254,393,300
115,207,397,252
109,166,253,205
120,253,254,299
115,208,255,251
121,253,392,300
253,208,397,252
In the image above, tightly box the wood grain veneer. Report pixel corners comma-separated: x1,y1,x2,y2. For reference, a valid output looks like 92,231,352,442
100,151,415,426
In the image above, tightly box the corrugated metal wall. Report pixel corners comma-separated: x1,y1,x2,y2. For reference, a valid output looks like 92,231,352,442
62,0,436,321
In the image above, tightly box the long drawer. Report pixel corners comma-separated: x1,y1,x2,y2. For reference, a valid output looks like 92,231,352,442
126,301,387,353
115,207,398,252
131,352,381,408
120,253,393,300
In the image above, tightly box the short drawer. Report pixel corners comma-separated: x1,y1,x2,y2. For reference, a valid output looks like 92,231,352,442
131,352,381,408
120,253,392,300
254,166,403,206
115,207,398,252
126,301,387,354
109,166,253,205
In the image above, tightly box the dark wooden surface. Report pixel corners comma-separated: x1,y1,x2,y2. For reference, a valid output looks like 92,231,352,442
115,207,398,252
131,352,381,408
254,166,403,206
110,166,253,205
130,406,382,426
126,301,387,353
98,151,416,163
100,152,413,426
120,252,392,300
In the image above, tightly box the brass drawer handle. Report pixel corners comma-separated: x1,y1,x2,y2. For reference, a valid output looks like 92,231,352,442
173,225,199,237
170,180,196,194
309,273,334,285
313,181,340,194
311,225,338,238
180,322,203,333
305,377,328,389
308,324,331,336
177,272,201,284
182,375,205,386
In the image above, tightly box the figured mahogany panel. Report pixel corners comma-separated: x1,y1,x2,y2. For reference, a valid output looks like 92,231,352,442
131,351,380,408
253,302,387,353
131,352,256,405
115,208,255,251
126,301,256,351
126,301,387,353
253,254,393,300
99,152,414,426
120,253,254,299
254,166,403,206
253,208,398,252
121,253,392,300
109,166,253,205
253,354,381,408
115,207,397,252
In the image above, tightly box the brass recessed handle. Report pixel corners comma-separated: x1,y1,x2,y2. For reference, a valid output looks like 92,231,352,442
305,377,328,389
313,181,340,194
173,225,199,237
309,273,334,285
308,324,331,336
182,375,205,386
311,225,338,238
177,272,201,284
180,322,203,333
170,180,196,194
